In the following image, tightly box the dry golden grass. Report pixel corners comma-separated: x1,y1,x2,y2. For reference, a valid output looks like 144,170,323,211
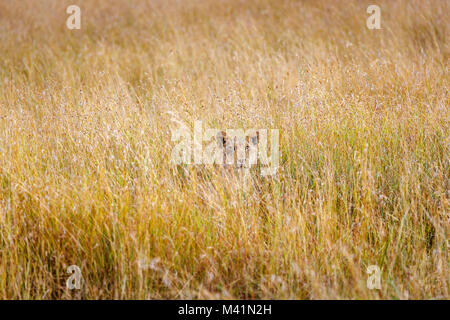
0,0,448,299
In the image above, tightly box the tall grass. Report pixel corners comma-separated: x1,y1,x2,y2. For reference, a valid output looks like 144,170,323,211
0,0,448,299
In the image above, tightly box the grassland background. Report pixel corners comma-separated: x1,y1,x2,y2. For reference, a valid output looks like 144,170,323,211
0,0,448,299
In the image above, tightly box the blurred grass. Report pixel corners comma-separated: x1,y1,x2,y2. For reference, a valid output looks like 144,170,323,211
0,0,448,299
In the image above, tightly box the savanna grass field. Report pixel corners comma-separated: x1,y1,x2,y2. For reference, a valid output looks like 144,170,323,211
0,0,448,299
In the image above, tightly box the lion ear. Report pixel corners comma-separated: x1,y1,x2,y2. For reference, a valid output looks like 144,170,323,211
216,131,226,147
250,131,259,145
